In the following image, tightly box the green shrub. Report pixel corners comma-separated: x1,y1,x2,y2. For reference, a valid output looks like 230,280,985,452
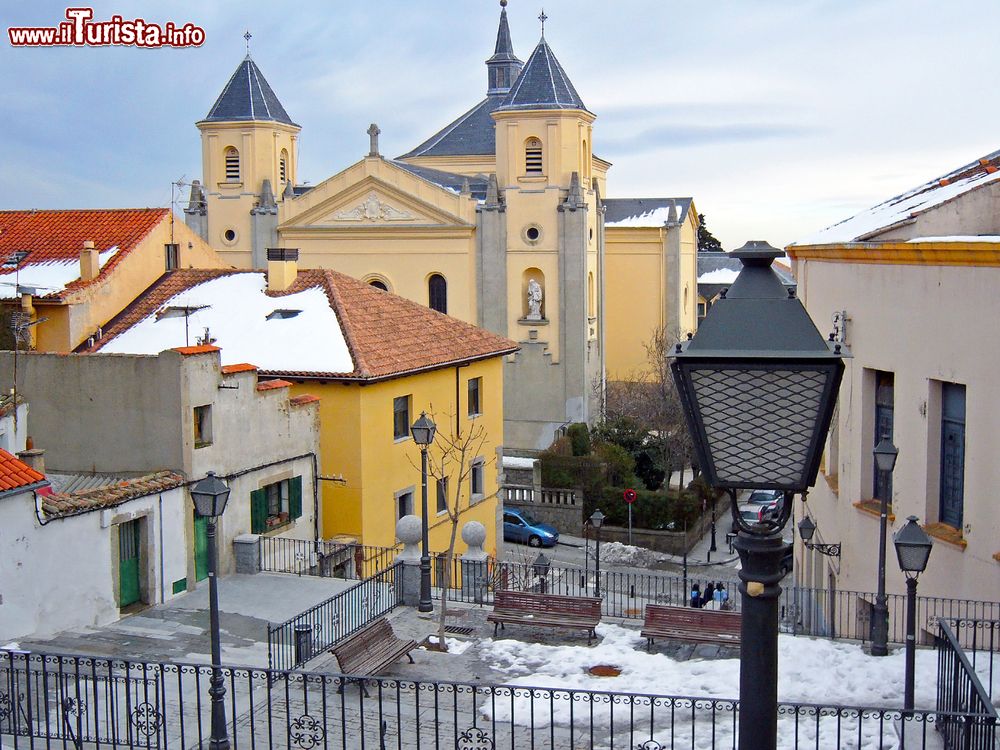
567,423,592,456
593,441,638,489
584,486,699,531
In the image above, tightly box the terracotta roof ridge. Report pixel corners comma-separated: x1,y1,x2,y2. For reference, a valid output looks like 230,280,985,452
41,470,185,518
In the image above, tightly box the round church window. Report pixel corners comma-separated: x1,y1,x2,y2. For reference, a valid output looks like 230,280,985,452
526,227,540,241
223,228,237,244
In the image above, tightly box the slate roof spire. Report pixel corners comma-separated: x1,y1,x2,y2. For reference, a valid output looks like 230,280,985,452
201,56,298,126
486,0,523,96
496,29,588,113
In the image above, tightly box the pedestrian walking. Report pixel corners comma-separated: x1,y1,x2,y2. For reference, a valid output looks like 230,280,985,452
701,582,715,608
713,582,729,607
690,583,701,608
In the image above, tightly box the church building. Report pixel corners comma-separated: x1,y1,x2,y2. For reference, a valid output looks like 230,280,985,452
186,3,699,450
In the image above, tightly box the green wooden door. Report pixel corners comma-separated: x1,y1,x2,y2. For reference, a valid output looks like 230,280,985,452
119,520,141,608
194,515,209,582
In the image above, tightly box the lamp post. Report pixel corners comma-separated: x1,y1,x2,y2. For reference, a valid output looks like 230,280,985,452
893,516,933,712
797,516,842,557
410,412,437,614
709,497,718,554
190,471,232,750
589,509,605,597
670,241,848,750
871,435,899,657
533,552,551,594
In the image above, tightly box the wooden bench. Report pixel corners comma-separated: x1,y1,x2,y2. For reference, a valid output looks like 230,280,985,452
640,604,742,652
330,617,417,692
487,590,602,643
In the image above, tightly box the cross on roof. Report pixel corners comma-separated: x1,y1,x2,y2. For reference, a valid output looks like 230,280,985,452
244,30,252,55
538,9,547,36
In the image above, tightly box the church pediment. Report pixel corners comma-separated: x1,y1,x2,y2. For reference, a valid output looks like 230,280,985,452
280,170,473,230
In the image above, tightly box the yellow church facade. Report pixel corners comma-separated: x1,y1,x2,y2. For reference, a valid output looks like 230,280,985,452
186,5,699,450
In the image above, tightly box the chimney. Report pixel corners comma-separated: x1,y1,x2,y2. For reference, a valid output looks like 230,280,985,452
266,248,299,292
17,441,45,476
80,240,99,281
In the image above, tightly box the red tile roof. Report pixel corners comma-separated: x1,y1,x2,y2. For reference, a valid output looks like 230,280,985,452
290,394,320,406
173,345,221,356
222,363,258,374
89,269,519,381
0,208,169,299
257,379,292,391
40,470,185,519
0,448,47,493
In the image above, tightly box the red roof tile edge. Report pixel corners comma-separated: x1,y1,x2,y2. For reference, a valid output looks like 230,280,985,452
257,379,293,391
222,363,258,374
173,345,222,356
290,394,320,406
40,470,185,519
0,448,47,490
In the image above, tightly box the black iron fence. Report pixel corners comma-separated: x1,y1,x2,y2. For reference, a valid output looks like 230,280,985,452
2,648,996,750
935,620,999,750
266,563,402,672
260,536,401,580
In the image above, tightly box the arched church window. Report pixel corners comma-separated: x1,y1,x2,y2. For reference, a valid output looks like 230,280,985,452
224,147,240,182
369,279,389,292
279,149,288,184
428,274,447,314
525,138,543,174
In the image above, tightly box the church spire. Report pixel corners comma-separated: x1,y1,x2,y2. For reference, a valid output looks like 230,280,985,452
486,0,523,96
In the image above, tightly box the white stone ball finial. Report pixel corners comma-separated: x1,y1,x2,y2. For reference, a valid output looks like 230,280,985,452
396,515,422,562
461,521,488,561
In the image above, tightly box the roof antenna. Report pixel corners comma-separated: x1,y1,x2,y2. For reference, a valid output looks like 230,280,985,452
244,29,252,58
538,9,547,37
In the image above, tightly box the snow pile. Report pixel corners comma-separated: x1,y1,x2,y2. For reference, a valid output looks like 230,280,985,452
476,623,973,749
597,541,662,568
425,635,472,655
501,456,536,470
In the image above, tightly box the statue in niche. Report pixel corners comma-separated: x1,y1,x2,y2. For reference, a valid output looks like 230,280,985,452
527,278,543,320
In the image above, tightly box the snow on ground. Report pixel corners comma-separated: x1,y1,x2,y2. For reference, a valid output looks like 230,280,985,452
425,635,472,655
475,623,995,749
598,541,664,568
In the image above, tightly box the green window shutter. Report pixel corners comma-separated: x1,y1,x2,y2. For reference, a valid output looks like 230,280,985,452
289,476,303,520
251,489,267,534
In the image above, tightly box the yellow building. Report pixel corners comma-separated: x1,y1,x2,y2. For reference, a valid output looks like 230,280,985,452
185,5,698,449
0,208,226,352
87,253,517,553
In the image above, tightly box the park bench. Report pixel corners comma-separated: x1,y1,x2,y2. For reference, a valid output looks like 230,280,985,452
640,603,742,652
331,617,417,692
487,590,602,643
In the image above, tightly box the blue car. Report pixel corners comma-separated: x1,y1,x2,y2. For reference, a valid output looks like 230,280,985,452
503,508,559,547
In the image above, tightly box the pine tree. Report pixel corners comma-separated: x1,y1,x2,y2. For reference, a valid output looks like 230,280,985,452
697,213,724,252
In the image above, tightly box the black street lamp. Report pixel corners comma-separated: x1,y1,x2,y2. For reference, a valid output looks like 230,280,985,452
411,411,437,613
893,516,933,712
190,471,232,750
871,435,899,657
797,515,841,557
532,551,551,594
589,509,605,597
670,241,848,750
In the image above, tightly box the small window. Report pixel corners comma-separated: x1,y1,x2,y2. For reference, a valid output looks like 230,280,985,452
369,279,389,292
468,377,482,417
436,477,448,514
224,147,240,182
396,490,414,521
393,395,411,441
470,458,485,503
939,382,966,528
165,243,179,271
250,476,303,533
525,138,543,174
428,273,447,314
697,299,707,320
193,405,212,448
873,371,894,502
279,149,288,184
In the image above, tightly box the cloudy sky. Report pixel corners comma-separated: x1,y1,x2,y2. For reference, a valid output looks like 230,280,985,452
4,0,999,249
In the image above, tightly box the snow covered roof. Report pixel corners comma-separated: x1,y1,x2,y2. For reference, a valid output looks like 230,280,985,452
697,268,739,284
0,209,168,300
793,150,1000,245
89,269,519,380
604,198,692,228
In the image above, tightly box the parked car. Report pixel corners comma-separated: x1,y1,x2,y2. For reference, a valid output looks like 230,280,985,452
730,503,764,534
503,508,559,547
746,489,782,506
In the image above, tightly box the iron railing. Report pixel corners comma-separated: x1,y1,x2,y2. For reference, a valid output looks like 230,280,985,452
2,648,995,750
266,563,402,672
260,536,401,580
935,619,999,750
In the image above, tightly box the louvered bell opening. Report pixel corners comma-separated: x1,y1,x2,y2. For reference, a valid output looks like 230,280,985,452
677,361,840,491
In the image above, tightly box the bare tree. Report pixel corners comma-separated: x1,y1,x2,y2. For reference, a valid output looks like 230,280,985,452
411,409,495,652
602,325,693,492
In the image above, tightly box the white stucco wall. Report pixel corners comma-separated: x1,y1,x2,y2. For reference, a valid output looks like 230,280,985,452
0,403,29,455
795,258,1000,604
0,486,189,642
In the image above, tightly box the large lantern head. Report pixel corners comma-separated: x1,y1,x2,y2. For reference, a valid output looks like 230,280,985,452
670,241,849,535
